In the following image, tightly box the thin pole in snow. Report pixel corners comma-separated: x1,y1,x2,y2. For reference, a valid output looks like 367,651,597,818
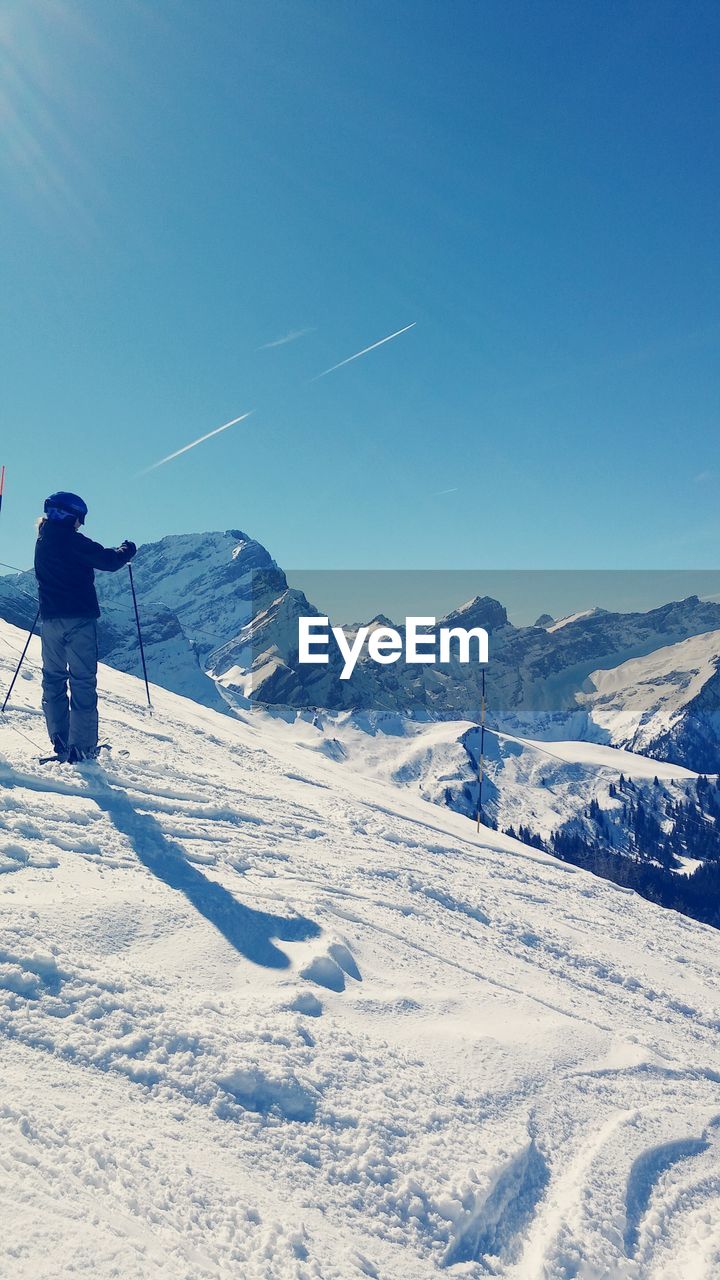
128,564,152,712
1,607,40,714
474,665,484,834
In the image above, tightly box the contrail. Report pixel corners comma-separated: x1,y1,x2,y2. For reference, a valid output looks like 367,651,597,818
311,322,416,381
140,412,254,475
434,486,459,496
257,327,315,351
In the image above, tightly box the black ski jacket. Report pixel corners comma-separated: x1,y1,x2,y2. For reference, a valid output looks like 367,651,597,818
35,520,134,620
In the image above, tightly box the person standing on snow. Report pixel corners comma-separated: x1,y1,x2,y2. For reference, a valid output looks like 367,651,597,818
34,492,137,762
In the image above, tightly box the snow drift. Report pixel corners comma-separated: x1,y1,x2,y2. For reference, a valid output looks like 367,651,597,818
1,619,719,1278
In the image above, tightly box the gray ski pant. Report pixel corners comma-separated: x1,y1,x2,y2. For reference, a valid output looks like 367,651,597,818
40,617,99,750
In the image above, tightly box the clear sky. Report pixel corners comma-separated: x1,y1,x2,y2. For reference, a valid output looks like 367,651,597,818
1,0,719,577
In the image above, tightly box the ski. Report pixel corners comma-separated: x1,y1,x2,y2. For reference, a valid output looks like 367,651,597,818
38,743,127,765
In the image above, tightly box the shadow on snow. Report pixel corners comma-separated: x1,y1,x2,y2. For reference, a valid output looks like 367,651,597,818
89,782,321,969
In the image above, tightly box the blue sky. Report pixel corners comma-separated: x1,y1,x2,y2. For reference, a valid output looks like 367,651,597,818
1,0,719,576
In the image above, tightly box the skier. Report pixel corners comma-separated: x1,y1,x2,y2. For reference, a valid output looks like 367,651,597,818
34,492,137,762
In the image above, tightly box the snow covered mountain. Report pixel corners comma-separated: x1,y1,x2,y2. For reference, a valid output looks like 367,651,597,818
579,630,720,772
6,529,719,925
285,706,720,923
3,529,720,777
4,530,298,714
1,617,720,1279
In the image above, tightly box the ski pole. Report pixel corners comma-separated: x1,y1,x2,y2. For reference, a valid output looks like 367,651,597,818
1,607,40,714
476,666,486,832
128,563,152,712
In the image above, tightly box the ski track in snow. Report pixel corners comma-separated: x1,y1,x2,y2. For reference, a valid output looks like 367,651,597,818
1,622,720,1279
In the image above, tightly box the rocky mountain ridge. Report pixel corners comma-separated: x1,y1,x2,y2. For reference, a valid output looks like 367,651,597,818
2,529,719,770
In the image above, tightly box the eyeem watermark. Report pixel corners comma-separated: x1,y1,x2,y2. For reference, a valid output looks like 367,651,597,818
298,617,489,680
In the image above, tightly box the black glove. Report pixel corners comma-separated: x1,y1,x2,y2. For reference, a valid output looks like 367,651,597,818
120,540,137,560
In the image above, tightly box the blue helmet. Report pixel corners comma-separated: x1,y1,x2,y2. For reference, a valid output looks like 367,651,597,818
44,491,88,525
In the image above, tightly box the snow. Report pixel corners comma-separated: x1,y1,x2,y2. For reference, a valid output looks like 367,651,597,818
547,609,602,633
494,730,697,780
1,618,720,1279
472,729,699,846
580,629,720,750
279,711,698,849
676,857,704,878
8,535,720,761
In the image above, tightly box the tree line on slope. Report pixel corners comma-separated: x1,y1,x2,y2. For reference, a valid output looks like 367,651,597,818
503,775,720,930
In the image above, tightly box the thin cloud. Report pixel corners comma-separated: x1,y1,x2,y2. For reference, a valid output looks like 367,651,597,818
434,486,459,496
256,327,316,351
694,470,716,484
311,322,416,381
140,412,254,475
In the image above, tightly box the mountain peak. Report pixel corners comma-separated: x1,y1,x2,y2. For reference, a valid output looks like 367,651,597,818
442,595,509,631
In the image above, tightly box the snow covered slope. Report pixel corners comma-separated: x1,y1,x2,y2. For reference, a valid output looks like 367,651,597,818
580,630,720,770
282,710,712,877
1,619,720,1279
274,708,697,814
4,533,720,775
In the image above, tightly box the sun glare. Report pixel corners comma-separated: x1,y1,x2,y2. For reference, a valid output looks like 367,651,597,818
0,0,105,231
